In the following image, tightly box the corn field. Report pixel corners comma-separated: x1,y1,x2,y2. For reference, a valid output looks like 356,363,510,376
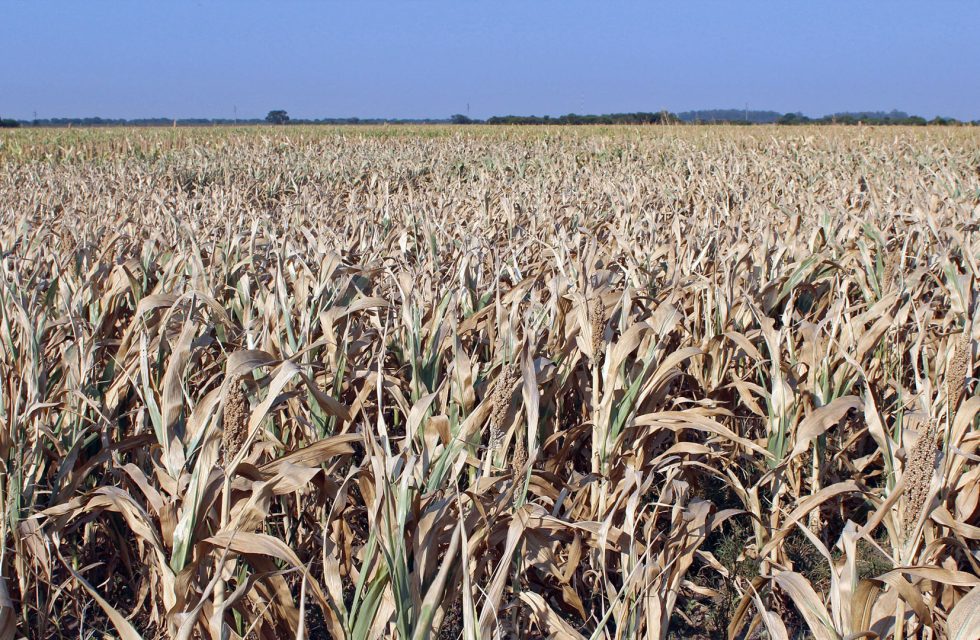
1,125,979,639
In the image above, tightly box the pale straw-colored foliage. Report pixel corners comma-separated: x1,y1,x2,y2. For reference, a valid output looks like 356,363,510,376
0,124,978,639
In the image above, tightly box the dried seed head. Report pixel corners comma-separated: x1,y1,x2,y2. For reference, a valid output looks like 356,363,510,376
946,333,972,419
511,433,528,509
903,417,938,540
222,376,249,467
489,367,519,455
512,427,527,474
588,294,604,361
881,251,900,290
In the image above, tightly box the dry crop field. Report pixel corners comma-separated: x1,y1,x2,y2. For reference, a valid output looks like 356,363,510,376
1,124,979,639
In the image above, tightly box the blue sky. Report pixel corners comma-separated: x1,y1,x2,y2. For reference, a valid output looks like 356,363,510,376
2,1,978,120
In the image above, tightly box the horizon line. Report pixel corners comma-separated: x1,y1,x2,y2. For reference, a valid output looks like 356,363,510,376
5,107,977,124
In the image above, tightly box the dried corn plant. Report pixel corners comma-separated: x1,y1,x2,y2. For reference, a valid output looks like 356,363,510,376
1,124,979,639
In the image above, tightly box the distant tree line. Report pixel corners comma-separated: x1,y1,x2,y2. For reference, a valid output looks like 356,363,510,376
18,117,241,127
262,111,450,125
15,112,455,128
5,108,976,128
774,109,959,126
678,109,973,126
677,109,784,124
482,111,679,125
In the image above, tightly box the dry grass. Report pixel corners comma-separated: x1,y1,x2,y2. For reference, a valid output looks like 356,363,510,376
1,124,979,639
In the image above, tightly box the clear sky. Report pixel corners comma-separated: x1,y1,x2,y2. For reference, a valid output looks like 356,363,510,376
3,0,978,121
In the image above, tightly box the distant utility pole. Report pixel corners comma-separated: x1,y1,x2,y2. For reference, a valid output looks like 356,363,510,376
233,105,238,124
744,103,749,123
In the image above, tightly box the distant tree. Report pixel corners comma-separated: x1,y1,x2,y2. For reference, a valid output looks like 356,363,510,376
0,118,20,128
450,114,473,124
266,110,290,125
777,112,811,125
